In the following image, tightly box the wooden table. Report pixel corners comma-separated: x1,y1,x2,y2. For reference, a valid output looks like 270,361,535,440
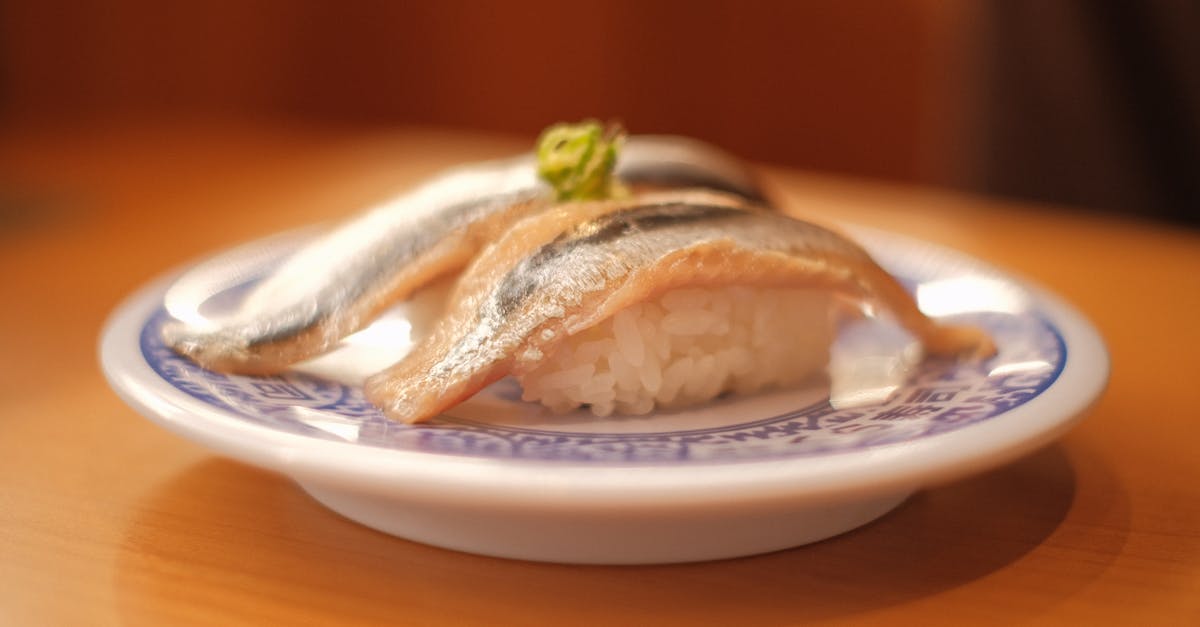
2,123,1197,625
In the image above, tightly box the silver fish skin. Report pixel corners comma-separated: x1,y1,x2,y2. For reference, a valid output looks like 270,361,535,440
364,191,995,424
619,135,768,203
162,136,768,374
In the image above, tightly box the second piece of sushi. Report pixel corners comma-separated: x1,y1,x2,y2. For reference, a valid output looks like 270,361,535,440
364,189,994,424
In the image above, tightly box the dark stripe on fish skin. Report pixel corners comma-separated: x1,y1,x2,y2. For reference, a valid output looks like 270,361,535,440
620,167,768,204
493,202,748,316
569,202,745,247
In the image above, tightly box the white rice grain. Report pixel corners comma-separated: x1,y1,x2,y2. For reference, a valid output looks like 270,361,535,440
612,308,645,366
518,286,833,416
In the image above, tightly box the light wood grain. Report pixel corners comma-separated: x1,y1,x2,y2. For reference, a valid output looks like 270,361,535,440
1,124,1197,626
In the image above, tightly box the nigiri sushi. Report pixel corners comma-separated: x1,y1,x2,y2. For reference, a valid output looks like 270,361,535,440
162,124,768,374
365,190,994,424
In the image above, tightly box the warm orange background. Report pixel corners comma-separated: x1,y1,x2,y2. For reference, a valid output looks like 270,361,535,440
0,1,975,182
2,1,1196,220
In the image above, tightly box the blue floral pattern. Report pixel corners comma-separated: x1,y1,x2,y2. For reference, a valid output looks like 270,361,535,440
140,304,1064,464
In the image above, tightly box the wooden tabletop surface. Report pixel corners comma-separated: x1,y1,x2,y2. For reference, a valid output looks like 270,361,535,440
2,123,1197,626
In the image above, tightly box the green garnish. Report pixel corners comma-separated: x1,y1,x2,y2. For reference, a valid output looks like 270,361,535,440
536,120,629,201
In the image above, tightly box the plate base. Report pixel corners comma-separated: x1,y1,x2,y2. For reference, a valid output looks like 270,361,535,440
299,480,912,564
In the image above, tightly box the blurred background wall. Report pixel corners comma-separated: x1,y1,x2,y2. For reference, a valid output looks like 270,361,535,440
2,0,1196,224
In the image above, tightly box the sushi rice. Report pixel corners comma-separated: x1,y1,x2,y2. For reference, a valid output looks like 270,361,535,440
519,286,834,416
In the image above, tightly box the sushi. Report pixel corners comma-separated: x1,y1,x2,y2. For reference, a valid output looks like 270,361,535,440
162,125,768,374
364,190,994,424
162,121,994,424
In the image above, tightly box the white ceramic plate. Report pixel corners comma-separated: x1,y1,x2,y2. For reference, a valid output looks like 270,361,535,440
100,226,1108,564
